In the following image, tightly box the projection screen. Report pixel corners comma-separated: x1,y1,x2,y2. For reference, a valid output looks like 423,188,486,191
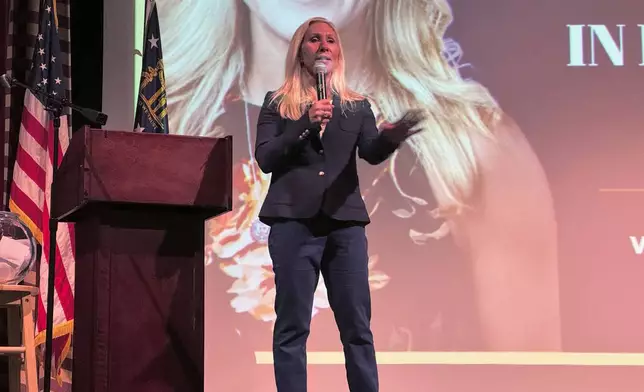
122,0,644,390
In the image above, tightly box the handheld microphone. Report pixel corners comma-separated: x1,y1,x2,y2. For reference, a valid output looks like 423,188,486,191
307,61,329,141
314,61,327,101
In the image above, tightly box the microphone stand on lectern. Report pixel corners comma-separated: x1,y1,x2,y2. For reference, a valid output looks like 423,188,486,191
1,74,108,392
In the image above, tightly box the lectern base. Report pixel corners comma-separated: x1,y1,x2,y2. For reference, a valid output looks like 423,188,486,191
71,209,204,392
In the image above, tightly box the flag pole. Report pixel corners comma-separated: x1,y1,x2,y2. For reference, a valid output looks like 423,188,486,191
42,1,62,389
42,97,62,392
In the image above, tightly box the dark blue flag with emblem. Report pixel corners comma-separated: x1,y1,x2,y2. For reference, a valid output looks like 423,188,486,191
134,0,169,133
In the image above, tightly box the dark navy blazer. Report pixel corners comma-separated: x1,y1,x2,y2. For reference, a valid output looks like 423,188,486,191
254,91,399,225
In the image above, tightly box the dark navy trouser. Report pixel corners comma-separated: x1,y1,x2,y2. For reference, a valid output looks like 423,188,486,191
268,215,379,392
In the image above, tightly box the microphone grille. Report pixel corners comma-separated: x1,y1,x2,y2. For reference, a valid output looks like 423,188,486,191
314,61,327,74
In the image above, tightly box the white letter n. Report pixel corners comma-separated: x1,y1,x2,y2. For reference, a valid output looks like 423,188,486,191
589,24,625,66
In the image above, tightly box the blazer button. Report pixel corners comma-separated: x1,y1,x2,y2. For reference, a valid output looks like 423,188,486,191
318,171,325,176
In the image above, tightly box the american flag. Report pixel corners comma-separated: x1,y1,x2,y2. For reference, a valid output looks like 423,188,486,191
8,0,75,385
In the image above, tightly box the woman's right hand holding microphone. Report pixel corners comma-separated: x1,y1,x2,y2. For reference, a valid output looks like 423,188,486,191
308,99,333,125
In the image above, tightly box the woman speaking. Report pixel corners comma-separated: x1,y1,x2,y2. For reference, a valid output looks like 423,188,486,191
255,17,421,392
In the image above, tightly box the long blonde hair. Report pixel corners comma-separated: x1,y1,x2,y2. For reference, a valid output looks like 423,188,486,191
270,18,364,120
157,0,500,213
368,0,500,214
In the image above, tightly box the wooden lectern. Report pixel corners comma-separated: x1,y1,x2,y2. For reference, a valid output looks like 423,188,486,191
51,128,232,392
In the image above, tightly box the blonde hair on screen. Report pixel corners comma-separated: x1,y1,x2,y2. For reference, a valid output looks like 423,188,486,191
156,0,501,215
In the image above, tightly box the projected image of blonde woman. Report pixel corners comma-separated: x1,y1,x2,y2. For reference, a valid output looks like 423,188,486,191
157,0,561,352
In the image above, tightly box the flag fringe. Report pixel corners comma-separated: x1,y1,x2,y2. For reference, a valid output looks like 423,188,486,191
8,198,44,244
34,319,74,386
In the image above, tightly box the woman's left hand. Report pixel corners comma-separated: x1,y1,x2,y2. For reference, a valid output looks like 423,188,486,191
380,109,425,144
